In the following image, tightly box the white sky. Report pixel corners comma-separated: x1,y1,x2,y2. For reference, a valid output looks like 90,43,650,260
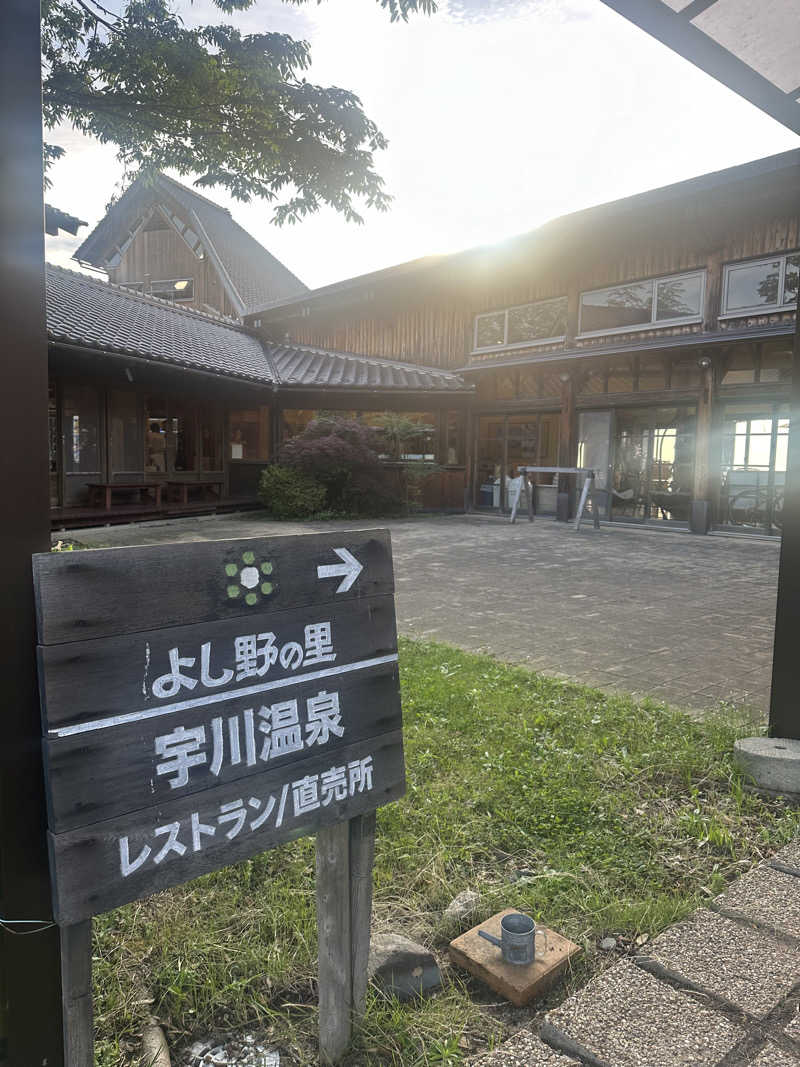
44,0,800,289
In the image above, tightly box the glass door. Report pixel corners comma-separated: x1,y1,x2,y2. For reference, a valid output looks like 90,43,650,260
611,407,696,523
475,416,504,509
719,403,788,533
62,383,103,506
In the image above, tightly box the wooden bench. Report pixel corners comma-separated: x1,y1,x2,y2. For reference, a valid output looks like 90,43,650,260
87,482,163,511
166,479,224,505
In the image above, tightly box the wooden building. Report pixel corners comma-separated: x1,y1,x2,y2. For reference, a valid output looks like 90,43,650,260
73,172,308,320
46,265,472,525
248,149,800,534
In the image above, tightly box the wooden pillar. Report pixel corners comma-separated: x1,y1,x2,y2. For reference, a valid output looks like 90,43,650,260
316,813,376,1063
0,0,66,1062
769,285,800,739
693,355,714,502
557,372,576,501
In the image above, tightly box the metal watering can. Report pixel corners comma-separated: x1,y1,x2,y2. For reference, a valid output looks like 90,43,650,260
478,912,547,966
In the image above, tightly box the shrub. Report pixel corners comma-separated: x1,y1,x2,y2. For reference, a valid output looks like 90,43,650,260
280,416,403,516
258,464,327,519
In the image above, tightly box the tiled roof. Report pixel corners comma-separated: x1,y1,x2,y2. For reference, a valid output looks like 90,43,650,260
45,204,87,237
74,173,308,315
46,265,470,394
46,265,276,384
269,343,469,392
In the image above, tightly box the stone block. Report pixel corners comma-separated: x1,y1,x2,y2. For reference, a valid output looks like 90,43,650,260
448,909,580,1007
734,737,800,801
471,1028,578,1066
544,958,744,1066
368,932,441,1001
639,907,800,1018
715,865,800,941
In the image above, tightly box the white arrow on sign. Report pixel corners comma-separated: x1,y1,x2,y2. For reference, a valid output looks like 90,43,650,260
316,547,364,593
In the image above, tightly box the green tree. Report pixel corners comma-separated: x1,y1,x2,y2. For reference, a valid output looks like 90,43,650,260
42,0,435,222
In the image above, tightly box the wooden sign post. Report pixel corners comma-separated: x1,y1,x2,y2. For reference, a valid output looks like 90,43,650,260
33,530,406,1065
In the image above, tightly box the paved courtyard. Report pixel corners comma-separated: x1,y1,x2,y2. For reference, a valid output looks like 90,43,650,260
60,513,781,717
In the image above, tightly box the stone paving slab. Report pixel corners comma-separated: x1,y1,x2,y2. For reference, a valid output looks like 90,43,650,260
785,1011,800,1042
543,958,745,1066
773,838,800,873
639,907,800,1018
715,864,800,941
470,1029,577,1066
62,513,780,716
750,1042,800,1066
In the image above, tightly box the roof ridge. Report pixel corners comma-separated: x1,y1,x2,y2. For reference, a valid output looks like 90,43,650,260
156,172,234,214
46,262,248,332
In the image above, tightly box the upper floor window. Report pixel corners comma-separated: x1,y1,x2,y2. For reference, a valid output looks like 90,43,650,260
473,295,567,352
579,270,705,337
151,277,194,302
722,253,799,316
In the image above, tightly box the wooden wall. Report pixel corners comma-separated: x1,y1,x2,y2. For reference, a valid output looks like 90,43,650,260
281,211,800,371
110,226,236,318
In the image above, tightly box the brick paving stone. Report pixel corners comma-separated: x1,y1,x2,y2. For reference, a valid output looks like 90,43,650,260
544,959,744,1066
65,514,780,716
749,1042,800,1066
715,865,800,940
772,838,800,873
640,908,800,1018
470,1029,578,1066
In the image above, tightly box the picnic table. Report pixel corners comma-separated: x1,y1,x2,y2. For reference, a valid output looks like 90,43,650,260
166,479,224,505
87,481,163,511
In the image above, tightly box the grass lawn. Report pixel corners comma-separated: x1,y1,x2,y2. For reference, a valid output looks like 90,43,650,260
94,639,799,1066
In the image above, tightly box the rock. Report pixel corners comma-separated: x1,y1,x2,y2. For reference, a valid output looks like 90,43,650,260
599,937,617,952
444,889,481,923
368,932,442,1000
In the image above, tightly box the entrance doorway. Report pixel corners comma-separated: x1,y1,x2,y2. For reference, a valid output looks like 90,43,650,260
718,402,789,534
474,412,559,510
610,406,696,523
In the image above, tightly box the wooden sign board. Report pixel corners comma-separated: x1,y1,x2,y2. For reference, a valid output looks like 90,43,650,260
33,530,405,926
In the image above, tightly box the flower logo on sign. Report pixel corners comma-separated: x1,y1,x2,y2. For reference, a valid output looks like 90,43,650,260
225,551,274,606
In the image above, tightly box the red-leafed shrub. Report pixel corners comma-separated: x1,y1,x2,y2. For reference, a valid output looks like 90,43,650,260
278,416,403,516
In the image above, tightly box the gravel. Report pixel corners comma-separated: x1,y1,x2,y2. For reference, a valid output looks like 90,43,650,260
178,1035,280,1066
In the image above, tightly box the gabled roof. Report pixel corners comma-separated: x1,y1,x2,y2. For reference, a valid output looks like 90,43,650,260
45,265,470,394
73,172,308,316
47,265,276,384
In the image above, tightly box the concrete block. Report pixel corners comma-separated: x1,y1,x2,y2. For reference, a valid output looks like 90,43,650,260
544,958,744,1066
639,907,800,1018
715,865,800,941
448,909,580,1007
734,737,800,801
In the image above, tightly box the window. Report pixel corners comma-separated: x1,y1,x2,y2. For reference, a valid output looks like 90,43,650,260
151,277,194,302
229,408,270,461
473,296,568,352
579,271,704,336
722,252,800,316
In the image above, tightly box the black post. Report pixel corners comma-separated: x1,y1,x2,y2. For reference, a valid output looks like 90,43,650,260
768,286,800,740
0,0,65,1063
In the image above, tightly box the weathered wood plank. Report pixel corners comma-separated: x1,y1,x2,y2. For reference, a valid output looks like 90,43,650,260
38,594,398,733
317,822,352,1064
44,663,401,832
49,731,405,925
60,920,93,1067
349,810,376,1022
33,529,394,644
